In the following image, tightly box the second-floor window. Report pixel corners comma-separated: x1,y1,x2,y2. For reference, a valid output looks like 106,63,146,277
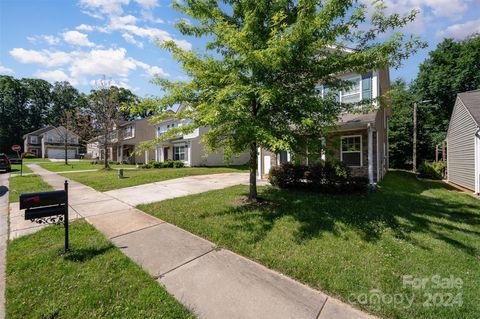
124,126,134,138
317,74,370,104
30,136,38,144
158,122,178,136
340,76,361,103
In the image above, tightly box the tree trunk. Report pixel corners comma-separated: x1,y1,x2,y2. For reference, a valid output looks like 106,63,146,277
248,142,257,201
64,133,68,166
103,133,109,169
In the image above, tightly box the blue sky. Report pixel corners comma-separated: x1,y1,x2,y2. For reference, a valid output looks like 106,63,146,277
0,0,479,97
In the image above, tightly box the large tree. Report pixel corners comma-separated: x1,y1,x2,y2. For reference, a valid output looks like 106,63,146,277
137,0,424,200
411,34,480,159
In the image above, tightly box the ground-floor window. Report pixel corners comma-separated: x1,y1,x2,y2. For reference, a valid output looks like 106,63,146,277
173,145,186,161
341,135,362,167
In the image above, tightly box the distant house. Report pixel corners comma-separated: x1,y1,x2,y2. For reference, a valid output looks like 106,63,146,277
87,115,249,166
447,90,480,194
23,126,81,159
258,67,391,185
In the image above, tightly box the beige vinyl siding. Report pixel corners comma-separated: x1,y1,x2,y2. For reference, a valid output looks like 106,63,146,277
447,99,477,191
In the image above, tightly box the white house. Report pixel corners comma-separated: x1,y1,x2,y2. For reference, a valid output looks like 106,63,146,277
447,90,480,194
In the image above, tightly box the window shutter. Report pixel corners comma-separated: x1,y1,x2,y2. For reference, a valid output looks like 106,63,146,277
361,73,372,100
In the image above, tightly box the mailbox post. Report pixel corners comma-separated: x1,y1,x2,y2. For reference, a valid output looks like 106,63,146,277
20,180,70,253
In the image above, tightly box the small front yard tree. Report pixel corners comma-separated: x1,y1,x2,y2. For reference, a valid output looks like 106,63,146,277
141,0,425,200
88,79,124,169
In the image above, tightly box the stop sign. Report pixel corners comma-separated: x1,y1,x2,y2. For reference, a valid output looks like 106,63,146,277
11,145,21,152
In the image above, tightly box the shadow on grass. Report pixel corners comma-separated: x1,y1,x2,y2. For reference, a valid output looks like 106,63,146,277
202,171,480,256
64,245,113,262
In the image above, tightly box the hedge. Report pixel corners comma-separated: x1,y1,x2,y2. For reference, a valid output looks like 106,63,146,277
269,162,369,193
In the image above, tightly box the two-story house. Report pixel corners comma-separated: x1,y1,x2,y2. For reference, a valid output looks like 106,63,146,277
154,115,250,166
23,126,81,159
87,115,249,166
86,117,156,164
257,67,391,185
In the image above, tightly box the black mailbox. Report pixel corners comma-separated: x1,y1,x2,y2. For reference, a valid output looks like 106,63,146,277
20,190,66,210
19,181,70,253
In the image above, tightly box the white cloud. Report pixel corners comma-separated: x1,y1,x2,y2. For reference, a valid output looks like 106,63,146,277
79,0,130,16
43,35,61,45
0,65,14,74
27,35,61,45
10,48,72,67
122,33,144,48
101,13,191,50
134,0,158,9
63,31,95,47
69,48,138,80
145,65,168,78
76,24,95,31
410,0,469,19
35,70,78,85
437,19,480,40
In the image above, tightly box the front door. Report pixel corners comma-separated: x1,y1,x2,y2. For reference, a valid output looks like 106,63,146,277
163,147,169,161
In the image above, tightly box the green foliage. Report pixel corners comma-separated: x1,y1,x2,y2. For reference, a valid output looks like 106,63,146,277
138,171,480,319
269,161,368,193
142,160,185,169
418,161,445,180
22,152,36,158
388,79,415,168
6,221,193,318
138,0,425,198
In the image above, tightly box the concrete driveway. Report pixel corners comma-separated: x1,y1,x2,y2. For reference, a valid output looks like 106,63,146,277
105,172,252,206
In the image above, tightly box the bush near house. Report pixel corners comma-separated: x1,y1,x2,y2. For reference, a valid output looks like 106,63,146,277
418,161,445,180
269,162,369,193
141,160,185,169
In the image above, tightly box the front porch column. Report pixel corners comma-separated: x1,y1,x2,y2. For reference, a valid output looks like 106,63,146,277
187,142,192,166
119,146,123,163
368,123,374,185
257,147,262,179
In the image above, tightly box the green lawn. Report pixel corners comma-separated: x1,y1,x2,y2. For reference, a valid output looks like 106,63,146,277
9,174,53,202
138,171,480,319
39,161,137,172
6,220,193,319
10,163,32,174
62,166,248,192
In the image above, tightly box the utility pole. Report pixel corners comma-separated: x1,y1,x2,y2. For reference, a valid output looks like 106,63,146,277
413,100,431,172
413,102,417,172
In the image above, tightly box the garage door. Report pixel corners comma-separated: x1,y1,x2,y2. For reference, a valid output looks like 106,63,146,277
47,148,76,159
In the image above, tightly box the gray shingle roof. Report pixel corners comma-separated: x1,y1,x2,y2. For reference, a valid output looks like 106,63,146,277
22,126,55,138
458,89,480,125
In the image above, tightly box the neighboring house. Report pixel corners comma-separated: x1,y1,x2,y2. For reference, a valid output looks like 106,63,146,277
86,117,156,164
258,67,391,185
87,116,249,166
154,115,249,166
447,90,480,194
23,126,81,159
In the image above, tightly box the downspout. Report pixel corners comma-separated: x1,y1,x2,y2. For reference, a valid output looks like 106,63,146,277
368,123,374,186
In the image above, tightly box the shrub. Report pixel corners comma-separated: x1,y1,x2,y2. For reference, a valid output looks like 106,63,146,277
172,160,185,168
418,161,444,180
269,162,306,188
270,161,368,193
22,152,36,159
141,163,153,169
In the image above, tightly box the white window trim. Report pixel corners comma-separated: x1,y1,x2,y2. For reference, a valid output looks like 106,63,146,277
318,75,363,103
173,143,187,162
340,135,363,167
124,125,135,139
340,75,362,103
30,135,38,144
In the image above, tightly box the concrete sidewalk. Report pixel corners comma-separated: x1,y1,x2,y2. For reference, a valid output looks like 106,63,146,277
105,172,253,206
17,164,375,319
